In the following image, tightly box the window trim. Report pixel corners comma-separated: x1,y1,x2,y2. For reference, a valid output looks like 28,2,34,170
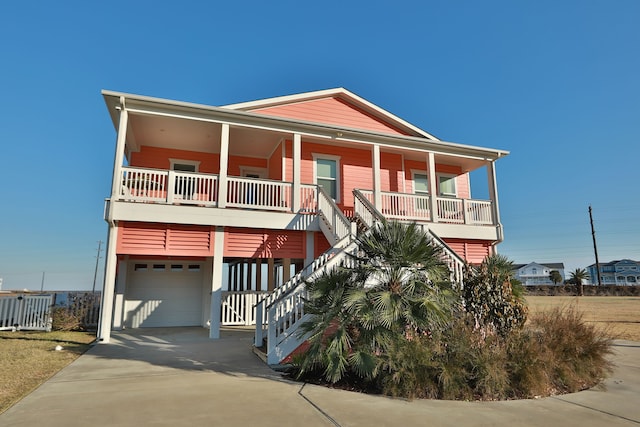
312,153,341,202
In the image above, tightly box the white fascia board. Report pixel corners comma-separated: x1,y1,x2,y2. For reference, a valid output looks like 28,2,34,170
109,201,322,231
427,223,500,241
102,90,509,161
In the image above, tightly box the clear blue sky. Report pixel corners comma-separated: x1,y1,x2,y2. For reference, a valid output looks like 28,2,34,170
1,1,638,291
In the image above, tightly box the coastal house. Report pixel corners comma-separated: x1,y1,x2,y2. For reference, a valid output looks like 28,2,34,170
512,262,566,286
97,88,509,363
588,259,640,286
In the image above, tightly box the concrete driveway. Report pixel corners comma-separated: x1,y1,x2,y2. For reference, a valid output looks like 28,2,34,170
1,327,639,426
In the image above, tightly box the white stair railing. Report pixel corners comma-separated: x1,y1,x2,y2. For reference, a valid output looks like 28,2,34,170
354,189,465,287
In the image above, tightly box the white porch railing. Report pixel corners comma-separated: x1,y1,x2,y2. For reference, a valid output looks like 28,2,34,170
221,291,269,326
120,167,218,206
359,189,493,226
226,177,292,211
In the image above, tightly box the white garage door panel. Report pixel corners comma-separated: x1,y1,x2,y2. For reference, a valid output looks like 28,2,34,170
126,266,203,328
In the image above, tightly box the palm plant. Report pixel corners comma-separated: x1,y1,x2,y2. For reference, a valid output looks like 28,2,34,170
549,270,563,286
295,220,455,384
570,268,588,296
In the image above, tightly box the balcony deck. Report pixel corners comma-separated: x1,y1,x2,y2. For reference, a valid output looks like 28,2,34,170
113,166,495,228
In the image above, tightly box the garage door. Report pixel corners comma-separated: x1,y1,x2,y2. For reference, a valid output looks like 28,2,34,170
125,262,204,328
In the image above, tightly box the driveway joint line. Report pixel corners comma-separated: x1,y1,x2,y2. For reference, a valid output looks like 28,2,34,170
298,383,342,427
551,396,640,424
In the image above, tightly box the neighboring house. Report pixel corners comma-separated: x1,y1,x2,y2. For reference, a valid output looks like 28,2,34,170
98,88,509,363
588,260,640,286
512,262,566,286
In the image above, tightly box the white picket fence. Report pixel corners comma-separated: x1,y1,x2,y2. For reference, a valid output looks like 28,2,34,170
0,294,54,331
222,291,269,326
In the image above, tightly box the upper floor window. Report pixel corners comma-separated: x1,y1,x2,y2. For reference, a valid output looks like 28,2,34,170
412,172,429,195
532,268,537,275
170,158,199,172
438,175,457,197
314,155,340,201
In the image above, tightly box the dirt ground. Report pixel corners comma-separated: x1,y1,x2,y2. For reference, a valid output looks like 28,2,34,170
526,296,640,341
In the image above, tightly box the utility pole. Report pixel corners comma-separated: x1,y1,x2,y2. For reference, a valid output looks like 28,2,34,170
589,205,602,287
92,241,103,293
40,271,45,292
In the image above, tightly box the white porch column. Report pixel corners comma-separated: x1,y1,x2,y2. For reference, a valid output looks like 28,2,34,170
487,160,503,239
110,100,128,199
112,258,128,330
209,226,225,339
292,133,301,212
217,123,230,208
427,152,439,223
97,223,119,343
372,144,382,209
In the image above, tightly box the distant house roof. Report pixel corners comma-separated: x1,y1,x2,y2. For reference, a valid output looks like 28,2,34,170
587,259,639,268
512,262,565,270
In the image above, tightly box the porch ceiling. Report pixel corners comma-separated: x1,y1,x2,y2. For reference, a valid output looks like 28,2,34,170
124,111,494,172
127,113,286,158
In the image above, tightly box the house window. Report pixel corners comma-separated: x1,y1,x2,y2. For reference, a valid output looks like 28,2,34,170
532,268,537,275
314,155,340,201
171,264,183,272
153,264,166,271
188,264,201,272
438,175,457,197
170,159,200,172
412,172,429,195
134,263,147,272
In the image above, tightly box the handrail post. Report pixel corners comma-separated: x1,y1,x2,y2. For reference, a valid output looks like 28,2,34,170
167,170,175,204
254,300,264,347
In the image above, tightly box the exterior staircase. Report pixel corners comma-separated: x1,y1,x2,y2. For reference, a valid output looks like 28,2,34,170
254,188,466,366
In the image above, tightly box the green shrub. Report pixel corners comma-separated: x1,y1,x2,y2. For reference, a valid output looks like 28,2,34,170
462,255,528,337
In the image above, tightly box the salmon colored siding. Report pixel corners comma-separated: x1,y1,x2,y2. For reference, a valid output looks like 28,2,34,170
314,232,331,257
224,228,305,259
250,97,411,136
268,141,283,181
228,156,268,176
300,141,373,208
130,146,218,173
117,222,214,256
443,239,491,264
380,152,404,192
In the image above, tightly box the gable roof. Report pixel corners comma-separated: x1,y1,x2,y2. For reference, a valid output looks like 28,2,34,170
221,88,440,140
512,262,565,270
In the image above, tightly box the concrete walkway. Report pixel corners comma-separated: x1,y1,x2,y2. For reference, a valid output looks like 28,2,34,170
1,327,639,426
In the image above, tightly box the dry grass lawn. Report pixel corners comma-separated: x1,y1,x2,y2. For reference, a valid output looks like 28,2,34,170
526,296,640,341
0,331,95,414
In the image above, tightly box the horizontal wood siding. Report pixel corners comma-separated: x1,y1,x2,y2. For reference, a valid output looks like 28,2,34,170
130,146,218,173
314,232,331,258
224,228,305,259
380,152,404,192
228,156,268,177
117,222,214,256
251,97,411,136
300,141,373,208
268,141,283,181
443,239,491,264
